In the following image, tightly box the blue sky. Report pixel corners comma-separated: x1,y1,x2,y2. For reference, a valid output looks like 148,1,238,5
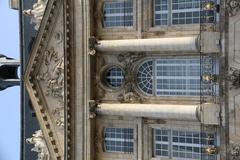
0,1,20,160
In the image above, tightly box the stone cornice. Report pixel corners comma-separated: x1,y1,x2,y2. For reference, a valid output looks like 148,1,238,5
63,0,75,159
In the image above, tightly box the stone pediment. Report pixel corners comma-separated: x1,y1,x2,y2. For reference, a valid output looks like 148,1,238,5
24,0,64,159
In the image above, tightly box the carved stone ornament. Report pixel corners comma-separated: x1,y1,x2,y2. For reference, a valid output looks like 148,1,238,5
229,143,240,160
23,0,49,30
117,53,146,103
37,47,64,103
26,130,50,160
53,107,64,128
226,0,240,17
36,46,65,130
118,89,146,103
24,0,65,158
226,67,240,89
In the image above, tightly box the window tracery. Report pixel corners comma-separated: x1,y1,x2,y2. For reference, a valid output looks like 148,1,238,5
136,60,153,95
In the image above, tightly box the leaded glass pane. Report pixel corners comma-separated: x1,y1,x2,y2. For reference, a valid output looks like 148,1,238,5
104,127,134,153
154,129,217,160
155,58,201,96
105,66,124,88
171,130,217,160
103,0,133,27
137,57,215,96
155,0,168,26
137,60,153,95
155,129,169,157
171,0,216,25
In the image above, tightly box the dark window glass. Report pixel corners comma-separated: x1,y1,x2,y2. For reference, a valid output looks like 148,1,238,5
104,0,133,27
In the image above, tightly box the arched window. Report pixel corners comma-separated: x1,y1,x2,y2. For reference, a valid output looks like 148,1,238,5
136,60,153,95
137,58,214,96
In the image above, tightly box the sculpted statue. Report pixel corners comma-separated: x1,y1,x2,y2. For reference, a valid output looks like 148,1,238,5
26,130,50,160
23,0,48,30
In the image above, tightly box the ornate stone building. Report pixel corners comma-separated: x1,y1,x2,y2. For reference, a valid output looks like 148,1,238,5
16,0,240,159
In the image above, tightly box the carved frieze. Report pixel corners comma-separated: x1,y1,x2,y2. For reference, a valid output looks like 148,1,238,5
226,0,240,17
23,0,49,30
26,130,50,160
37,47,64,103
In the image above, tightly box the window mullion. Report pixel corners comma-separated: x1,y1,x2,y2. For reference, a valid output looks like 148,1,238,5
168,0,172,26
169,129,172,159
153,59,156,96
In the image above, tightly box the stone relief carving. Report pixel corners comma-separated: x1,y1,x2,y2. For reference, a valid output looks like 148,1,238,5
117,53,146,103
229,143,240,160
23,0,48,30
37,47,64,102
117,52,146,66
118,87,146,103
37,46,64,128
226,0,240,17
53,107,64,128
26,130,50,160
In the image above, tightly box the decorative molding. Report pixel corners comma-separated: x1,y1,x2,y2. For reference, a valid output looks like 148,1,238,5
64,0,75,159
229,143,240,160
23,0,49,30
226,0,240,17
26,130,50,160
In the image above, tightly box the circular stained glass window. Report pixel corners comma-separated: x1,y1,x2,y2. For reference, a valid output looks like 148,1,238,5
137,60,153,95
105,66,124,88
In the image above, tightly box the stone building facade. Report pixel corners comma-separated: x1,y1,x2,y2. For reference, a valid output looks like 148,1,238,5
17,0,240,160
